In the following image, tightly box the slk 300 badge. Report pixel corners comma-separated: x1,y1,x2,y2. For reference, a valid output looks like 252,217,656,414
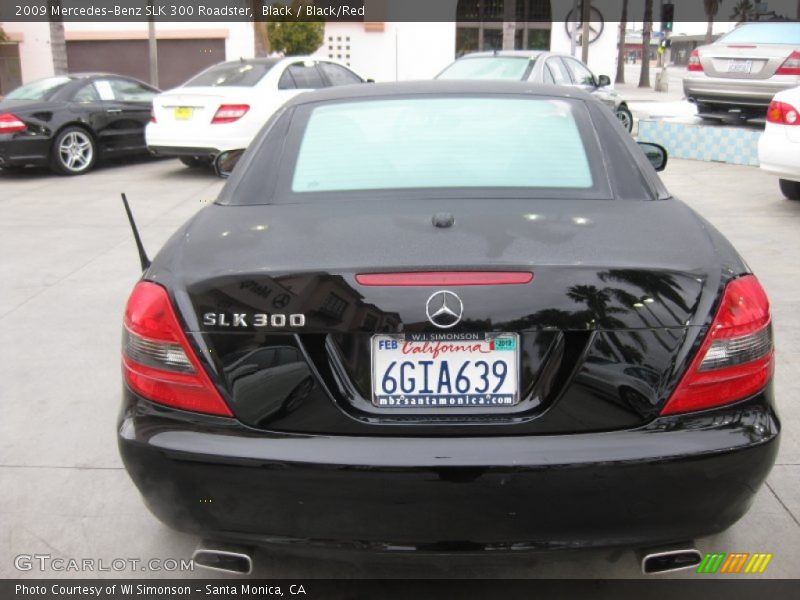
202,313,306,328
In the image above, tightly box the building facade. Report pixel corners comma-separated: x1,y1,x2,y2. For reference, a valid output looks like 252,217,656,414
1,0,624,93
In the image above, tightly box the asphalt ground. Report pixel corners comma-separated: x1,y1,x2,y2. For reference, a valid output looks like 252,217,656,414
0,155,797,579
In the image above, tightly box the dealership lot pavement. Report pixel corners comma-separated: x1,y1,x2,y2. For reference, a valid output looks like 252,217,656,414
0,157,798,579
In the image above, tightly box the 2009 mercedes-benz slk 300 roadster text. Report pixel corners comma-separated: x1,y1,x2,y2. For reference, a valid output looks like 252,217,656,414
118,82,779,572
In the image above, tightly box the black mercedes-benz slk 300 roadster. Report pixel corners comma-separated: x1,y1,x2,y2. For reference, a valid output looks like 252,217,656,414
118,81,778,574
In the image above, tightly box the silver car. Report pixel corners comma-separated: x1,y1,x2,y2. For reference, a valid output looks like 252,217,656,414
683,22,800,120
436,51,633,132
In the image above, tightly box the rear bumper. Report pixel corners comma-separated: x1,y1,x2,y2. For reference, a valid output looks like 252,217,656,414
683,75,799,108
118,389,779,553
147,145,220,159
0,135,50,167
758,129,800,181
145,122,253,157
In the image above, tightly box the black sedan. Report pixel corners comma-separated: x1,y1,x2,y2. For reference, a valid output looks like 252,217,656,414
0,74,158,175
118,82,778,575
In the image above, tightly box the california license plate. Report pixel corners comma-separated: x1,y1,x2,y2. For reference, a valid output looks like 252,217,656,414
371,333,519,408
728,60,752,74
174,107,193,120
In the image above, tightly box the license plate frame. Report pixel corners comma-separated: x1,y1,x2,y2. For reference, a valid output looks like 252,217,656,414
370,333,520,409
728,59,753,74
174,107,194,120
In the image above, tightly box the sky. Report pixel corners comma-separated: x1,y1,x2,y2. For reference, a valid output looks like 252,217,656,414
672,21,738,35
625,21,739,36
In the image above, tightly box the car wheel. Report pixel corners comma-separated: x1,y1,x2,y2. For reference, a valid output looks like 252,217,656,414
50,127,96,175
779,179,800,201
179,156,211,168
615,106,633,132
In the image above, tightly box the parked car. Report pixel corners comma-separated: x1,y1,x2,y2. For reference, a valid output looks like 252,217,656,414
683,21,800,121
0,74,158,175
758,85,800,200
119,82,777,575
146,57,366,167
436,51,634,131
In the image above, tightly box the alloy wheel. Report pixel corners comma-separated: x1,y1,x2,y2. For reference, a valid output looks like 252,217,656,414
58,130,94,173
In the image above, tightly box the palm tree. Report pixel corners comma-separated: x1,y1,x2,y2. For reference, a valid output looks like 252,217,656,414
730,0,755,22
704,0,722,43
638,0,653,88
599,269,690,326
615,0,629,84
47,1,68,75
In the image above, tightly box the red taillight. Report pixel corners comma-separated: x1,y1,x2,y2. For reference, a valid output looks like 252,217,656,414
661,275,773,416
211,104,250,124
687,49,704,72
776,50,800,76
149,109,156,124
122,281,232,417
767,100,799,125
355,271,534,286
0,113,27,133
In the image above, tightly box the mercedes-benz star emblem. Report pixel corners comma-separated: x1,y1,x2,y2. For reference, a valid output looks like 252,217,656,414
426,290,463,329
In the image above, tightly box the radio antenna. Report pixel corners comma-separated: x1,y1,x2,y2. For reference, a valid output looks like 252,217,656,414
120,193,151,271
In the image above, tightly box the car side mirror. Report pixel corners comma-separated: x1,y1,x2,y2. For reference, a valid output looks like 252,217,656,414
366,78,375,83
214,149,245,179
637,142,668,172
596,74,611,87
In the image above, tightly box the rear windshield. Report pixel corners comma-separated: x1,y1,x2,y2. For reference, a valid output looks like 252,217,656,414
437,57,534,80
5,76,72,100
291,97,594,193
719,23,800,45
185,60,279,87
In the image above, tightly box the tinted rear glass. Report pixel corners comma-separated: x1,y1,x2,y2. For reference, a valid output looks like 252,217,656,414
291,97,593,192
719,23,800,45
5,76,73,100
185,61,279,87
437,57,533,80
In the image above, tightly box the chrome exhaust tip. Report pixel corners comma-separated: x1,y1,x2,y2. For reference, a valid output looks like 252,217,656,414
640,544,703,575
192,541,254,575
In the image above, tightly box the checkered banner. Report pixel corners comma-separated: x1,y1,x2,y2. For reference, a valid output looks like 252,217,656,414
638,120,761,167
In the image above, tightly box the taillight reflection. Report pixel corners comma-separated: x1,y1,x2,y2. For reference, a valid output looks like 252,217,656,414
0,113,27,134
687,49,704,72
767,100,799,126
661,275,773,415
122,281,232,416
776,50,800,76
211,104,250,124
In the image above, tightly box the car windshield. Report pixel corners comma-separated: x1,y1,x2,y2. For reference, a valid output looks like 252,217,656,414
437,57,533,80
5,76,73,100
185,60,280,87
719,22,800,45
291,97,593,193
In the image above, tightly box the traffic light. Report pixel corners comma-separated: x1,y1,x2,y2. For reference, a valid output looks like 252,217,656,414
661,3,675,32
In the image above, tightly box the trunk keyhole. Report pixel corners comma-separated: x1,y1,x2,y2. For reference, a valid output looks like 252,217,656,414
432,212,454,228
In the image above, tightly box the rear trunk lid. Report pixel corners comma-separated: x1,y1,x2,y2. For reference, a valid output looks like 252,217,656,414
149,198,726,435
700,43,796,79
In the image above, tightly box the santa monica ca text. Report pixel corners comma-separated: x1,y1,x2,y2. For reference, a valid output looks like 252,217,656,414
16,584,307,596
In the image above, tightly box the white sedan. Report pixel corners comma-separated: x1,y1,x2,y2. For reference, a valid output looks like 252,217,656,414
146,57,366,167
758,85,800,200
